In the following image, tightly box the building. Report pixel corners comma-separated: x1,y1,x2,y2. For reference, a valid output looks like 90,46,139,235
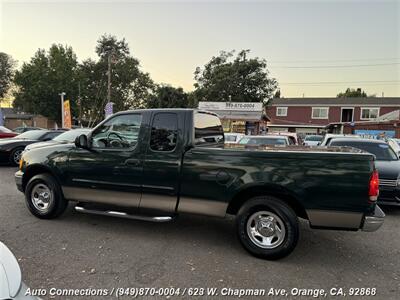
331,110,400,138
198,101,267,134
266,97,400,136
0,108,56,129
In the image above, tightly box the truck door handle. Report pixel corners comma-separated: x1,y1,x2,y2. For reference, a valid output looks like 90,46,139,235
125,159,140,166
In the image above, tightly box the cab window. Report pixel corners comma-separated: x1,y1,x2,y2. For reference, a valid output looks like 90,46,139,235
150,113,178,152
194,112,224,147
91,114,142,149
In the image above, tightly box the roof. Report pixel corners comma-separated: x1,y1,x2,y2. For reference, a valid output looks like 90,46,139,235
329,137,386,144
375,110,400,121
269,97,400,106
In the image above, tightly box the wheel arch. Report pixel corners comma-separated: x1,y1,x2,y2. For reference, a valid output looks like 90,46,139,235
22,164,61,192
227,184,308,220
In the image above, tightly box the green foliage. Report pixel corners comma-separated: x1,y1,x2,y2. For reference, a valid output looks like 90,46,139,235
13,45,79,122
193,50,278,104
147,85,190,108
0,52,16,99
13,35,155,126
79,34,155,125
337,88,368,98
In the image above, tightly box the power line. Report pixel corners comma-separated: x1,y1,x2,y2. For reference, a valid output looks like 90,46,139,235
281,80,400,85
270,62,400,69
269,57,400,63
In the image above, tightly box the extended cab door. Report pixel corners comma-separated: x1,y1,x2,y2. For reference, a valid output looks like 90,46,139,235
139,111,184,214
64,112,146,209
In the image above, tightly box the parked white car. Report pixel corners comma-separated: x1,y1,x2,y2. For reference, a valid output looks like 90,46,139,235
238,135,289,147
0,242,39,300
224,133,245,144
320,134,360,146
303,135,323,146
387,138,400,156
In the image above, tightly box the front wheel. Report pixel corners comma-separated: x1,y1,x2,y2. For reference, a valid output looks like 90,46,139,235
25,174,68,219
236,196,299,260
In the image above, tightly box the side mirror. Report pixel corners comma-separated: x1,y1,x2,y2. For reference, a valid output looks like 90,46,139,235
75,134,89,149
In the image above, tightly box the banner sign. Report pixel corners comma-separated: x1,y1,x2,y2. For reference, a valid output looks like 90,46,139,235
63,100,72,129
105,102,114,118
198,101,262,112
354,130,395,139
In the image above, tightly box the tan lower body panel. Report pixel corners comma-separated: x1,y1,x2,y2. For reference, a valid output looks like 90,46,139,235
139,193,177,213
178,197,227,217
62,186,141,208
307,209,363,228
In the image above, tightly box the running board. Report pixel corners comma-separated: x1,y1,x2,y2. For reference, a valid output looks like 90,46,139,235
74,205,174,222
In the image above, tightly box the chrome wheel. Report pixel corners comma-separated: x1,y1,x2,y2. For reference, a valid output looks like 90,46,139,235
13,149,23,165
246,211,286,249
31,183,53,213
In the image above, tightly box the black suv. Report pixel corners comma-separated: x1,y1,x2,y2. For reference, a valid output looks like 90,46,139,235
329,138,400,206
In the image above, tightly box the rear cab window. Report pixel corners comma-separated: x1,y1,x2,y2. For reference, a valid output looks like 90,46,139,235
194,112,224,147
150,112,178,152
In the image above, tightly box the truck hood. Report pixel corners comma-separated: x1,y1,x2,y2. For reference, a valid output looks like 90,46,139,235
0,242,22,299
375,160,400,180
25,140,61,151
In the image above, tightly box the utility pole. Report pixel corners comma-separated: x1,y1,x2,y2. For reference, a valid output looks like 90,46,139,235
78,82,82,126
59,92,66,128
107,52,112,105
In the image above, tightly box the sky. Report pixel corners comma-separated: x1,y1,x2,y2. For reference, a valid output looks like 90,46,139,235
1,0,399,98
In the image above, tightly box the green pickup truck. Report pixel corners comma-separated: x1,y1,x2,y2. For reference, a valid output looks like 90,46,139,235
15,109,384,260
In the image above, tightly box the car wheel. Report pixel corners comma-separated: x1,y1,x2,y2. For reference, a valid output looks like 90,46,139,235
236,196,299,260
25,174,68,219
10,147,24,166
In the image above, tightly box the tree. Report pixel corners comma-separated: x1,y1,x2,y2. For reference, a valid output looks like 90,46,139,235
13,45,79,123
147,85,189,108
79,34,155,125
337,88,368,98
0,52,16,99
193,50,278,104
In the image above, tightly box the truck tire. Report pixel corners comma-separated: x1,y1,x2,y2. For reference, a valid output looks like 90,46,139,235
10,147,24,166
24,173,68,219
236,196,299,260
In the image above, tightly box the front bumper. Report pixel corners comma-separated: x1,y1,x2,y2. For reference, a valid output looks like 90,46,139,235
15,170,24,192
362,205,385,232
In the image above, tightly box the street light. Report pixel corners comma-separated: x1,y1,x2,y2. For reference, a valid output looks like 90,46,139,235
59,92,66,128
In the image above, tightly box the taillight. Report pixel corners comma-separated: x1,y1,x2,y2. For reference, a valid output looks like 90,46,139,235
369,170,379,202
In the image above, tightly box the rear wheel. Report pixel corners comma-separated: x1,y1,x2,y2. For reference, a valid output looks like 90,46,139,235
25,174,68,219
236,196,299,260
10,147,24,166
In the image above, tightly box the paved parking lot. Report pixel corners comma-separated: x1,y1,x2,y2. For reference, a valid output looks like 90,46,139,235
0,166,399,299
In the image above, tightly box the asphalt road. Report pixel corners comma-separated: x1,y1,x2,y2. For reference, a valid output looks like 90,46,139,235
0,166,399,300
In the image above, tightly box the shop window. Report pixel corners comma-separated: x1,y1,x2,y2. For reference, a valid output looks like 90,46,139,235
312,107,329,119
360,108,379,120
276,107,288,117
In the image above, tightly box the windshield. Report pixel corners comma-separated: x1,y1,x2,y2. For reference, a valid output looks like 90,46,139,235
331,141,398,161
53,129,90,142
15,130,46,140
239,137,288,146
0,126,13,133
305,135,323,141
225,135,237,142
